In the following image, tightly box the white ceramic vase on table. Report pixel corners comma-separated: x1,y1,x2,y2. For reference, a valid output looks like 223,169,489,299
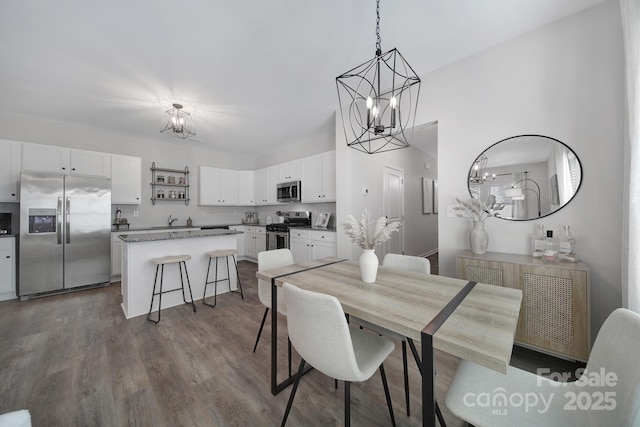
359,249,379,283
469,220,489,255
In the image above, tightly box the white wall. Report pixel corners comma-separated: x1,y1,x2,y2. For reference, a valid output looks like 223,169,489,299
335,140,439,261
416,0,623,340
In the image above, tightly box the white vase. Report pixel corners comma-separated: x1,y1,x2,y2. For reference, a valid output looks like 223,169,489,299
469,220,489,255
359,249,379,283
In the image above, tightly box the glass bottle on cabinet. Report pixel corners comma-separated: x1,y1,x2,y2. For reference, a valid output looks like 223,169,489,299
559,225,578,262
531,224,545,258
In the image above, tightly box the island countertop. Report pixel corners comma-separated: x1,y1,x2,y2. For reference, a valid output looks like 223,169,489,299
118,228,242,243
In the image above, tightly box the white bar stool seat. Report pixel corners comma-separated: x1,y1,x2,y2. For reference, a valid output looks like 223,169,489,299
203,249,244,308
147,254,196,323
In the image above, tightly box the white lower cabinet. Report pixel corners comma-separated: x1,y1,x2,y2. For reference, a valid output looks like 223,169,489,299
290,229,336,263
244,226,266,260
228,226,245,258
0,237,16,300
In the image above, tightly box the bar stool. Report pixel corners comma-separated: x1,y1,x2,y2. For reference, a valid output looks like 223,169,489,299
147,254,197,323
203,249,244,307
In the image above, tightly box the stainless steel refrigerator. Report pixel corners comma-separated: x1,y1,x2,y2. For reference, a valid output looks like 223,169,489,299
19,172,111,297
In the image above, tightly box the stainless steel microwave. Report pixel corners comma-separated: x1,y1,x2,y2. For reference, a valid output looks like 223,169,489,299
277,181,301,203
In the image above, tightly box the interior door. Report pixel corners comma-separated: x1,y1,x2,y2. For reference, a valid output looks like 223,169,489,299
382,166,404,257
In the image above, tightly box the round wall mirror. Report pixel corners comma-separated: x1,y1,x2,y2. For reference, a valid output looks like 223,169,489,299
467,135,582,221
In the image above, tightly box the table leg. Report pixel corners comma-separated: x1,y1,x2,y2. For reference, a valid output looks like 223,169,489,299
421,332,437,427
420,280,477,427
271,278,278,395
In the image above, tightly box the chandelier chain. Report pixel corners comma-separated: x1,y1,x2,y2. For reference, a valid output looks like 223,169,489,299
375,0,381,54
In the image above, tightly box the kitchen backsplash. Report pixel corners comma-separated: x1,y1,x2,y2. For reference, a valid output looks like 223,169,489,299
110,202,336,229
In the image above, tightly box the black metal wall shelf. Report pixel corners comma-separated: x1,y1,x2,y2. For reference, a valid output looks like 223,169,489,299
150,162,190,205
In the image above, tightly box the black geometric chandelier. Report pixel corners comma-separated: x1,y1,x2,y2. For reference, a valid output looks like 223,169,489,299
336,0,421,154
160,103,196,139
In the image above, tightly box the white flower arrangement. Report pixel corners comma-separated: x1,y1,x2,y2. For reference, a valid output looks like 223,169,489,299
452,194,505,221
342,209,401,250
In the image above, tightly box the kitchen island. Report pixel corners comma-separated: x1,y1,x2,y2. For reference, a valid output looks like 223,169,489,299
119,229,243,319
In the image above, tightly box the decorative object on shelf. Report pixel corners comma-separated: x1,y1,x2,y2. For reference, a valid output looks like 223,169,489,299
315,212,331,228
150,162,190,205
335,0,421,155
342,208,400,283
452,195,505,255
160,103,196,139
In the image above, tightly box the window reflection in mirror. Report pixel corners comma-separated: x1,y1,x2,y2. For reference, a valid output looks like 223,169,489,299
468,135,582,221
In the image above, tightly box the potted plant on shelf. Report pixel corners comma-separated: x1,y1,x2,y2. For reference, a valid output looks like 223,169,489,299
452,195,505,255
342,209,401,283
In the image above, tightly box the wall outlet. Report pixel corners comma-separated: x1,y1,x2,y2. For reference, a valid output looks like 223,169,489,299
133,210,139,217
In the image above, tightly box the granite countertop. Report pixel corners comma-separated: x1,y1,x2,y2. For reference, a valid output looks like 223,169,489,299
111,224,243,232
0,234,16,238
118,228,243,243
112,224,336,233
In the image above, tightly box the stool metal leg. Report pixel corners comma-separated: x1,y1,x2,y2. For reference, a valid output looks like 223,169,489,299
230,255,244,299
203,256,215,307
180,260,197,313
203,256,218,308
147,264,161,324
214,256,219,307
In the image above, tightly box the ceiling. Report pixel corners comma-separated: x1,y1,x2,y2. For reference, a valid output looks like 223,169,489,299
0,0,607,157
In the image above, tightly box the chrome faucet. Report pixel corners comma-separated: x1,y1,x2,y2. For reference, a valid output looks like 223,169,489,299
168,215,178,227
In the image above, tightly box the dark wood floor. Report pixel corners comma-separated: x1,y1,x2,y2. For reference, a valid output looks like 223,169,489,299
0,260,580,426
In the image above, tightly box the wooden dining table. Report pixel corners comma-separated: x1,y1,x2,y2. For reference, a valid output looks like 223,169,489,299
256,257,522,427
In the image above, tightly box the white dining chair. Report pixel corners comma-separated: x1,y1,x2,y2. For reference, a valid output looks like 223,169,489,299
445,308,640,427
253,249,294,353
281,282,396,427
351,253,431,417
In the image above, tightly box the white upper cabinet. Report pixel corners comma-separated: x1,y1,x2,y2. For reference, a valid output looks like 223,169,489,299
301,150,336,203
22,143,111,177
238,170,255,206
254,165,278,205
199,166,238,206
111,154,141,204
70,149,111,176
0,139,22,202
278,160,301,182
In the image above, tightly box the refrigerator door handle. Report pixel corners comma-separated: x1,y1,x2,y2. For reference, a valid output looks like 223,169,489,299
66,197,71,244
57,197,63,245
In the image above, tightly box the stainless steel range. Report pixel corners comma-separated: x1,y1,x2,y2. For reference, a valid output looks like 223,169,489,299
266,211,311,250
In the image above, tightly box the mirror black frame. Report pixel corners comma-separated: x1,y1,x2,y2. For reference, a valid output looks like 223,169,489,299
467,134,583,221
